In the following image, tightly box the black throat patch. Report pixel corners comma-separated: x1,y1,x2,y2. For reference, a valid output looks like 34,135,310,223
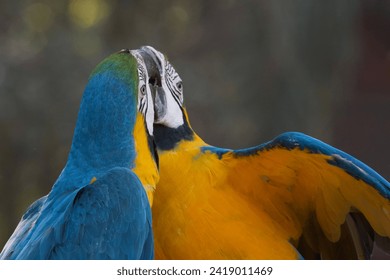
153,111,194,151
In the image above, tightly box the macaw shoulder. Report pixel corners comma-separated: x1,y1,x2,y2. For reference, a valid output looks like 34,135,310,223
50,167,153,259
2,167,153,259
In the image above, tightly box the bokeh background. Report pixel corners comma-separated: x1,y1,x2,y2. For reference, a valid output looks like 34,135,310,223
0,0,389,249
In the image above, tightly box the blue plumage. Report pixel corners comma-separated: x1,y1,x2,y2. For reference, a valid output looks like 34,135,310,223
49,168,152,260
201,131,390,199
0,51,155,259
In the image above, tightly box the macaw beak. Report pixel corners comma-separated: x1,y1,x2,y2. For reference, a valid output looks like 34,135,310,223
138,47,167,123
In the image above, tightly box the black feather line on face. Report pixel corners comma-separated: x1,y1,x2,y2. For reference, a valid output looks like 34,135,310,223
165,63,183,105
166,80,182,109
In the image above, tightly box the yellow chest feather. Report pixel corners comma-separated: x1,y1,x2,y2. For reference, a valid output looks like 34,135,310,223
152,138,300,259
132,113,159,206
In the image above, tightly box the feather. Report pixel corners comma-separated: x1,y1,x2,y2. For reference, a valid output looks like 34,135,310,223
0,50,157,260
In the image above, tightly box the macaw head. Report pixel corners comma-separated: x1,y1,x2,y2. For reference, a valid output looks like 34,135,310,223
137,46,195,151
67,49,159,201
139,46,185,128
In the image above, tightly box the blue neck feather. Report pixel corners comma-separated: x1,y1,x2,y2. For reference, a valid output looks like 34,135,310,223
68,72,137,170
52,54,139,193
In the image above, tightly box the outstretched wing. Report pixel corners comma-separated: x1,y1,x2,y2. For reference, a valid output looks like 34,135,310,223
2,167,153,260
202,132,390,259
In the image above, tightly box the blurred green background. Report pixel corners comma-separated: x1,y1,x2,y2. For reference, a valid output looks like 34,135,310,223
0,0,389,249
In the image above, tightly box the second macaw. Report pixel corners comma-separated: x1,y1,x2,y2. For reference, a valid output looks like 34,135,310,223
141,46,390,260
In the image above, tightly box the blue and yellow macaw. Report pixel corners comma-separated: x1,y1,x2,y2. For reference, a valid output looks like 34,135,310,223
141,46,390,260
0,49,159,259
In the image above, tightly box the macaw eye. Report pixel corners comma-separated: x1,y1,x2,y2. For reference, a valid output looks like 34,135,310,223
141,85,146,95
176,81,183,92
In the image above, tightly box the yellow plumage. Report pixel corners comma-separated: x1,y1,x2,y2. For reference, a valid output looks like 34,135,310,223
152,110,390,259
132,112,159,206
136,45,390,259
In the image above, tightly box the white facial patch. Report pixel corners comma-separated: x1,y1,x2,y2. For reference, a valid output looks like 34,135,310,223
144,46,185,129
130,50,154,135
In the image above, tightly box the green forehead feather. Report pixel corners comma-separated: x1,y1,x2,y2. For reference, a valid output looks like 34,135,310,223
90,53,138,87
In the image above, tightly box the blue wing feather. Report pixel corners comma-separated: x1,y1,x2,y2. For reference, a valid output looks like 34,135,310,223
202,131,390,198
0,196,47,259
51,167,153,260
0,167,153,260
